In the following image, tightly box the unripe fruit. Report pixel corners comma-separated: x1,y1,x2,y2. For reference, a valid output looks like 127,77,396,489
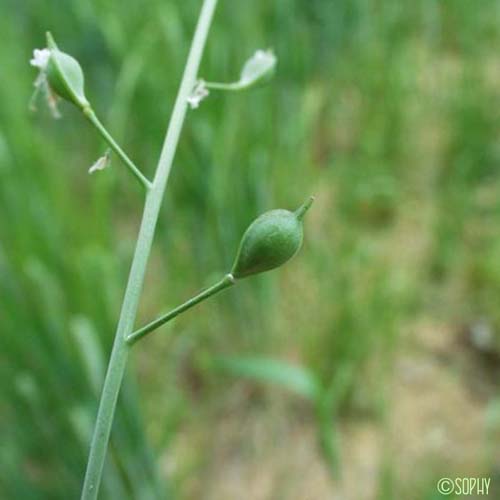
45,32,89,109
238,49,277,88
231,197,314,279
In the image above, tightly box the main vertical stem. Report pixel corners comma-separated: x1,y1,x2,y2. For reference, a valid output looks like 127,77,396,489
81,1,218,498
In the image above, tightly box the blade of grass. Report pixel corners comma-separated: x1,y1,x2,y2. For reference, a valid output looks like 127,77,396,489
213,355,320,401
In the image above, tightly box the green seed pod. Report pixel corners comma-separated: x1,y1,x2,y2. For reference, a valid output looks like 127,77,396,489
238,49,277,89
231,197,314,279
45,32,89,109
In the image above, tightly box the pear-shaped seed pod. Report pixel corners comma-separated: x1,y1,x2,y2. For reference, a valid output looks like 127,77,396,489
231,197,313,279
46,32,89,109
238,49,277,88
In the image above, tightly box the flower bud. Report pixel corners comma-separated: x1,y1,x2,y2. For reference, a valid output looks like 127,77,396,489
231,197,314,279
45,32,89,109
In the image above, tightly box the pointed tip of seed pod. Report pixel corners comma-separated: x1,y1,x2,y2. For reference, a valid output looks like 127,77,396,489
295,196,315,220
46,32,57,49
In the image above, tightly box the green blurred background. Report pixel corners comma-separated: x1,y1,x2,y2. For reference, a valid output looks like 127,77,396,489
1,0,499,498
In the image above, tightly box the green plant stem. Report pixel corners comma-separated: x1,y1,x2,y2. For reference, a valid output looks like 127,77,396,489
204,80,244,91
80,1,218,498
127,273,235,345
83,107,152,190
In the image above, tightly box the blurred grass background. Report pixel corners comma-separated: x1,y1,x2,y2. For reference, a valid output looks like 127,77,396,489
1,0,500,498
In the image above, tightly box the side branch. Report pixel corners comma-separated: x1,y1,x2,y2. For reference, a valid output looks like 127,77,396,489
127,273,235,345
83,107,152,190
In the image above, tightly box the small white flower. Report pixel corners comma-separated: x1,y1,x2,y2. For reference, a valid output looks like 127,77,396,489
187,80,209,109
29,47,61,118
30,48,51,70
88,150,111,175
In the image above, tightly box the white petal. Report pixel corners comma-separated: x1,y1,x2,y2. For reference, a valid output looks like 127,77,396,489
30,48,51,70
88,152,111,174
187,80,209,109
45,89,62,119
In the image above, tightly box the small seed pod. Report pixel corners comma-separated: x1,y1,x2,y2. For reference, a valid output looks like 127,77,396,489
238,49,277,88
45,32,89,109
231,197,314,279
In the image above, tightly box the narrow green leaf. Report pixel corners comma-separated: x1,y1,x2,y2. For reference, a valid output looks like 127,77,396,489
213,356,320,401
